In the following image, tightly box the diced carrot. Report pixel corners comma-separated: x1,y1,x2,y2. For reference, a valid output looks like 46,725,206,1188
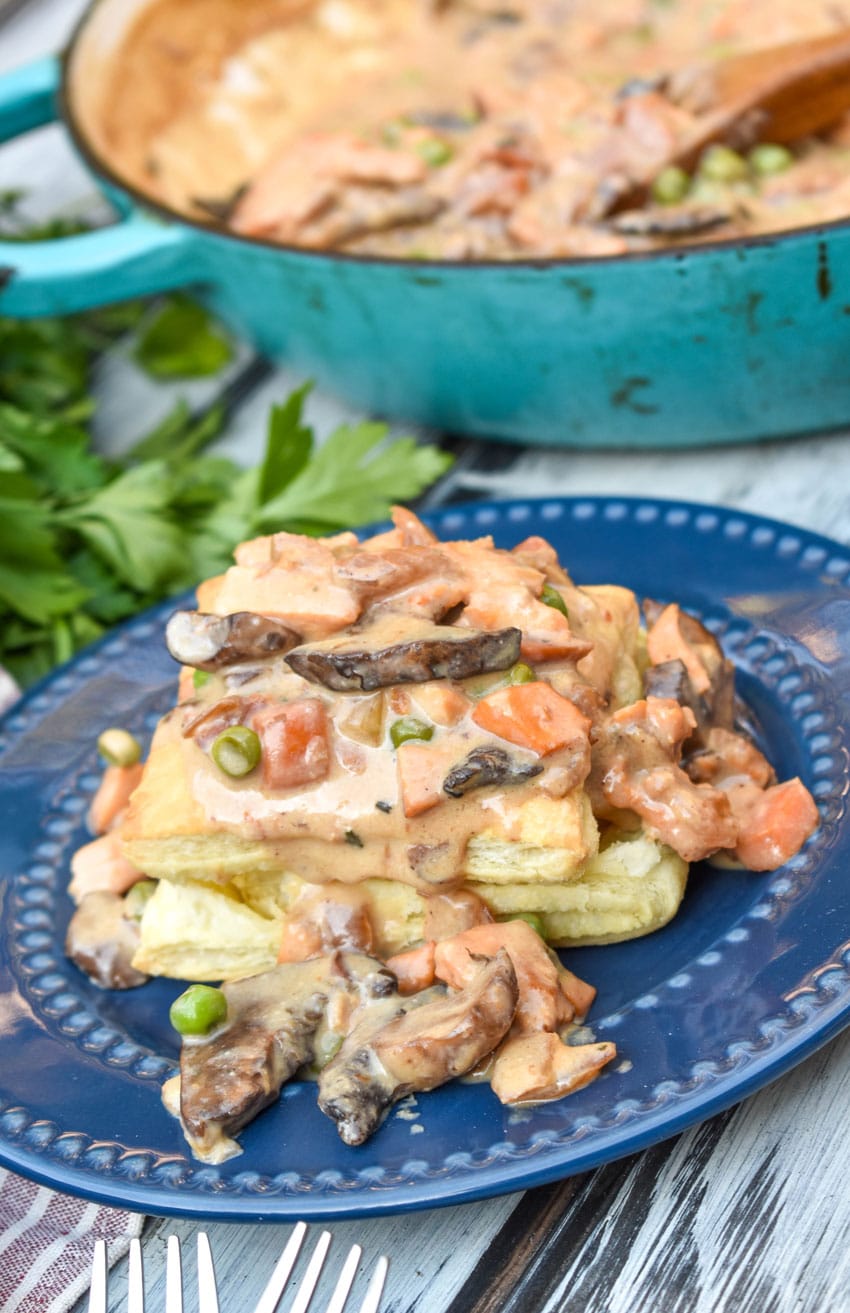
386,941,437,995
253,700,330,791
68,834,142,904
410,683,470,727
646,603,711,694
734,777,819,871
434,920,575,1034
87,763,144,836
396,740,445,818
471,682,591,757
490,1032,617,1105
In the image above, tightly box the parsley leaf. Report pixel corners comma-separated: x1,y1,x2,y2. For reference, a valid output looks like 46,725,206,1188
134,295,233,379
256,381,314,505
57,462,188,593
0,207,451,688
254,420,452,532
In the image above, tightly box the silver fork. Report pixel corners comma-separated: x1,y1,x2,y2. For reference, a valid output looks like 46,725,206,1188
88,1224,388,1313
88,1234,219,1313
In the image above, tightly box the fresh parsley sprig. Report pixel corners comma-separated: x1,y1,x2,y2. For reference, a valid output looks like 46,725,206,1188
0,311,451,687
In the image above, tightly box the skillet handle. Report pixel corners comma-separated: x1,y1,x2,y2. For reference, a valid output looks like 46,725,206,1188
0,56,199,316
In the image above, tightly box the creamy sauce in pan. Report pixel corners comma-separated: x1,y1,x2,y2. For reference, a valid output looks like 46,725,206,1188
94,0,850,259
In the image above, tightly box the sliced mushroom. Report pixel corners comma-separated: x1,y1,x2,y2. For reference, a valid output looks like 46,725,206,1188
299,186,444,248
318,950,518,1145
607,206,732,238
165,610,302,671
65,891,149,990
286,615,521,691
404,109,477,131
615,75,666,100
178,954,395,1155
443,746,543,797
644,657,709,740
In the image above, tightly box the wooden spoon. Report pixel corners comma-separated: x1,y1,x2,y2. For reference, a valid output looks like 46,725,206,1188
596,28,850,217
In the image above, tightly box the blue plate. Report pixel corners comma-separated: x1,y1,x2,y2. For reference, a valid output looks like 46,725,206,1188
1,496,848,1220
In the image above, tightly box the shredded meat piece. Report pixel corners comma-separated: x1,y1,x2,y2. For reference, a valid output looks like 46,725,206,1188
686,727,775,788
511,535,572,584
589,696,738,862
181,695,265,749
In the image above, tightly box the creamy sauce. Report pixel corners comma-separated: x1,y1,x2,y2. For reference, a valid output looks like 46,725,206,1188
184,700,574,888
92,0,850,259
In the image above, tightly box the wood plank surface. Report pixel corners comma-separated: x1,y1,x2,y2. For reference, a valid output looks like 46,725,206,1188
2,5,849,1311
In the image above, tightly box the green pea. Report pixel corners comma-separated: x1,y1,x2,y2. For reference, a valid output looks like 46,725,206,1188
749,143,793,177
210,725,261,777
123,879,157,921
416,138,454,168
390,716,434,748
193,668,211,690
97,727,142,767
699,144,748,183
651,165,690,205
541,584,569,618
508,662,536,685
169,984,227,1036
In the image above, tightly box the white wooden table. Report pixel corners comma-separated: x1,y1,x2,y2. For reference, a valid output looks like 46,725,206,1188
2,3,850,1310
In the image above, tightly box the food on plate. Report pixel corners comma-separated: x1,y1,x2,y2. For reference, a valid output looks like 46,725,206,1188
97,0,850,259
65,507,818,1157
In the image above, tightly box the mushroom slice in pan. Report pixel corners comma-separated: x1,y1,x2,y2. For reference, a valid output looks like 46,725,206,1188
607,206,732,238
165,610,302,671
318,949,518,1145
177,954,395,1159
443,746,543,797
286,614,521,691
66,891,149,990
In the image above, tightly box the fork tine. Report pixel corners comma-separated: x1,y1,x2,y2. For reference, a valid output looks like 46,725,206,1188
290,1230,332,1313
323,1243,362,1313
165,1235,183,1313
357,1256,389,1313
197,1233,220,1313
87,1239,107,1313
128,1237,144,1313
254,1220,308,1313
